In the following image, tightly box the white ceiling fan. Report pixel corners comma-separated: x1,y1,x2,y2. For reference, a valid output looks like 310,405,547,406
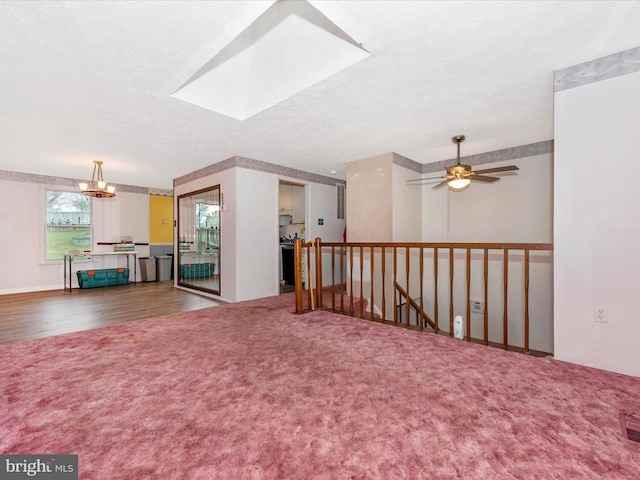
407,135,519,190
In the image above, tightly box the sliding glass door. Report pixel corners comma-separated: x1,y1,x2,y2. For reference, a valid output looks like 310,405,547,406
177,186,221,295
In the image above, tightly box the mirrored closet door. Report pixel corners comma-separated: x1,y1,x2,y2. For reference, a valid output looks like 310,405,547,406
177,185,221,296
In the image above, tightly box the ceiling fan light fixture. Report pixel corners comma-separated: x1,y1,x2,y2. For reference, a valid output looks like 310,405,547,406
405,134,519,189
448,178,471,189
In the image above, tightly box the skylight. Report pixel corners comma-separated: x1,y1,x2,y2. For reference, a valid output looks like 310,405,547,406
172,0,369,121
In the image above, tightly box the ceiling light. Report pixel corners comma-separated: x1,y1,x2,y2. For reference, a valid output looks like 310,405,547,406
448,178,471,189
79,161,116,198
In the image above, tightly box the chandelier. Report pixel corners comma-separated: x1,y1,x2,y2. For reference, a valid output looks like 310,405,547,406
79,161,116,198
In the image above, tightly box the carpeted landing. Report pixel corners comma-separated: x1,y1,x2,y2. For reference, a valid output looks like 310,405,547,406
1,293,639,479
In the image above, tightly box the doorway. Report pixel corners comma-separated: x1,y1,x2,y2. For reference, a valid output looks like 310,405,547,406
278,181,305,294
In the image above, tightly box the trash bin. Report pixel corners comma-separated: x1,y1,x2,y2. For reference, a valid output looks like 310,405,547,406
167,253,174,279
156,255,172,282
139,257,157,282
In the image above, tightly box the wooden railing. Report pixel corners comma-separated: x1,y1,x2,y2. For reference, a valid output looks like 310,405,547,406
294,239,554,355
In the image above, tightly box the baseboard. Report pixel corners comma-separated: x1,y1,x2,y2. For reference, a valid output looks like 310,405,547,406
174,284,230,303
0,284,62,296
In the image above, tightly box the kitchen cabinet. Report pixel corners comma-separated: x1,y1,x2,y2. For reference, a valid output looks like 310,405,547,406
279,184,305,224
279,185,293,213
291,186,305,224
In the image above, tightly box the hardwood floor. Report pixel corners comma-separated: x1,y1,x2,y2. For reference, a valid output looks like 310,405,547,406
0,282,222,345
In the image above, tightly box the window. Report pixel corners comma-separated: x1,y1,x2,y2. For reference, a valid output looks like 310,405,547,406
45,190,91,261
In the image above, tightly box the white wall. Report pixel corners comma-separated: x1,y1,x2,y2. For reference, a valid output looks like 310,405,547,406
346,154,422,242
235,168,279,301
346,153,393,242
92,192,150,251
392,163,422,242
306,182,345,244
0,178,150,294
554,70,640,377
306,182,346,287
0,180,60,293
422,154,553,242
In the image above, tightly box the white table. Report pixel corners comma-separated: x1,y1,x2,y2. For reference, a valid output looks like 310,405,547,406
63,251,137,292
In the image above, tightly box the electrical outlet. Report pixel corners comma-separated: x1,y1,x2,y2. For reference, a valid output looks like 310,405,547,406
594,306,608,323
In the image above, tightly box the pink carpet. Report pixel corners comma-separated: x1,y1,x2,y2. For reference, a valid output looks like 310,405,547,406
1,293,639,479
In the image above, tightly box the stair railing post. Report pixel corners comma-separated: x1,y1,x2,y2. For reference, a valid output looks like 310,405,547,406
294,237,303,314
315,237,323,309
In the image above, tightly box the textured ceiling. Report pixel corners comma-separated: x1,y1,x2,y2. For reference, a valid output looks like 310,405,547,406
1,0,640,190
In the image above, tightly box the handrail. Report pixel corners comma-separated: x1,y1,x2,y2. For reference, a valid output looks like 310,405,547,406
294,238,554,355
394,281,435,330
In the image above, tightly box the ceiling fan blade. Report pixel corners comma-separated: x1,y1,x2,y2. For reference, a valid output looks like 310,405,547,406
471,175,501,183
432,180,449,190
473,165,519,175
406,176,443,183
